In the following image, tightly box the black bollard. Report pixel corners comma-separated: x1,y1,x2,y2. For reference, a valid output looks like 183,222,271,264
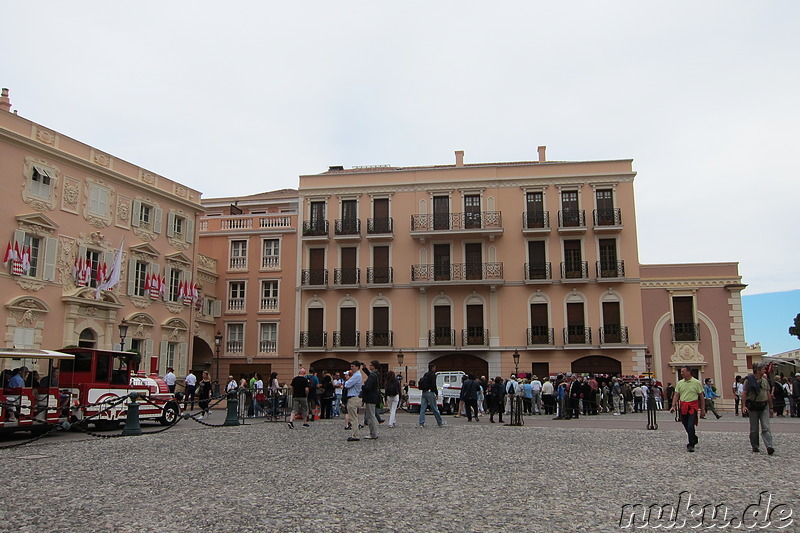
224,390,240,426
122,392,143,436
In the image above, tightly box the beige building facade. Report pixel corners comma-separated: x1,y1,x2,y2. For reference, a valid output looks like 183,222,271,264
0,89,212,380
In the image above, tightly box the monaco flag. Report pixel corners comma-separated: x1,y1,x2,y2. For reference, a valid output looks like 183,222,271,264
95,240,123,298
3,241,13,267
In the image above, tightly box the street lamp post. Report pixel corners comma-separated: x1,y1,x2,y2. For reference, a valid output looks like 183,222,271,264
118,319,129,353
509,349,523,426
214,330,222,397
512,349,520,376
645,348,658,430
396,349,407,409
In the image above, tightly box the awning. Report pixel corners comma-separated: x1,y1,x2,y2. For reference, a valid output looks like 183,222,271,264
0,348,75,360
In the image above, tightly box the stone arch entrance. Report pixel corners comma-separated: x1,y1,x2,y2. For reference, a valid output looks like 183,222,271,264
192,336,214,374
571,355,621,375
430,353,488,378
309,357,351,376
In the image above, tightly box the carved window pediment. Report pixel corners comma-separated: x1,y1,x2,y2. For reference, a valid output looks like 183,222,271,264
165,252,191,267
16,213,59,234
129,242,160,259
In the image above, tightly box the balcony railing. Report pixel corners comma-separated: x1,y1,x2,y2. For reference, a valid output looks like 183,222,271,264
299,331,327,348
228,298,245,312
229,256,247,269
260,297,278,311
411,262,504,282
262,255,280,269
564,326,592,345
334,218,361,236
599,325,629,344
366,330,393,347
367,217,393,234
429,328,456,346
524,262,552,280
333,331,360,348
558,210,586,229
302,220,329,237
596,260,625,279
367,267,393,284
301,269,328,286
522,211,550,230
462,328,489,346
671,323,700,342
334,268,361,285
410,212,502,232
561,261,589,280
527,327,555,345
226,340,244,353
259,340,277,353
593,208,622,227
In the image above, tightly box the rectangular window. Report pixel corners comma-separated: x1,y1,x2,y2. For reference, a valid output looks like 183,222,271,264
260,280,278,311
86,249,101,288
140,204,152,228
262,238,280,269
340,247,357,284
526,191,544,228
168,269,181,302
165,342,177,370
230,240,247,269
173,216,184,238
529,303,550,344
133,260,148,297
88,184,110,217
228,281,246,311
227,324,244,353
372,306,390,346
561,191,580,227
30,166,53,199
371,246,390,283
563,240,583,278
672,296,697,341
433,244,451,281
465,243,482,280
599,239,619,277
567,302,586,343
13,327,36,349
23,234,41,278
527,241,547,279
464,194,481,229
433,196,450,230
259,323,277,353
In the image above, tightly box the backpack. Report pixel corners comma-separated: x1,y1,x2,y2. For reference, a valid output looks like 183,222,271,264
418,373,431,392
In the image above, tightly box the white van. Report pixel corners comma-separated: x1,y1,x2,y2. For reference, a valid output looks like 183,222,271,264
407,371,466,414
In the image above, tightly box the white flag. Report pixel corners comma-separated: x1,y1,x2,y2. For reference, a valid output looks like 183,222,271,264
95,239,124,298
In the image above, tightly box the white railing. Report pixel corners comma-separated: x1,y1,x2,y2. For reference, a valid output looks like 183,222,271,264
228,298,245,311
259,216,293,229
229,256,247,269
222,218,253,230
260,297,278,311
259,340,277,353
262,255,280,269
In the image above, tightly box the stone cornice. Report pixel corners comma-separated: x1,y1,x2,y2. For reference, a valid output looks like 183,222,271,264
641,279,741,289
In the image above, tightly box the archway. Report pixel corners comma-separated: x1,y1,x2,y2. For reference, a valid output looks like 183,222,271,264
571,355,621,375
192,336,214,377
309,357,351,376
430,353,488,378
79,328,97,348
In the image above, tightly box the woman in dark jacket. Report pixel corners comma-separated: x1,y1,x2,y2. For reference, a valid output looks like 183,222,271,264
489,376,505,423
772,378,786,416
320,374,335,419
197,371,213,419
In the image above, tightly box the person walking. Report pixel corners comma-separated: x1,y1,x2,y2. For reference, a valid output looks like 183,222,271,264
531,375,543,415
742,362,775,455
345,361,364,440
332,372,344,418
268,372,280,420
703,378,722,419
183,369,197,411
384,370,400,427
306,368,320,422
360,360,381,440
197,371,212,419
611,377,622,415
567,375,581,420
164,367,176,394
418,363,445,428
288,368,310,429
541,377,554,415
670,366,705,452
320,374,335,419
732,376,742,416
462,374,480,422
489,376,505,423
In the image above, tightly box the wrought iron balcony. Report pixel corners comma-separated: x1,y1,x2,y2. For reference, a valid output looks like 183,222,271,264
593,208,622,228
599,325,629,344
302,220,329,237
462,328,489,346
564,326,592,345
301,269,328,286
671,323,700,342
410,212,503,232
367,217,393,235
524,262,552,281
334,218,361,237
429,328,456,346
561,261,589,280
334,268,361,285
299,331,327,348
367,266,393,284
258,340,277,353
411,262,504,283
558,210,586,229
333,331,360,348
366,330,393,347
596,260,625,279
527,327,555,345
522,211,550,231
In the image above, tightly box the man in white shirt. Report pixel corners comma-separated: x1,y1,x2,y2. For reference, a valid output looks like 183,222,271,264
344,361,363,441
164,367,177,394
531,375,543,415
226,375,238,393
332,372,344,417
505,374,519,414
184,370,197,410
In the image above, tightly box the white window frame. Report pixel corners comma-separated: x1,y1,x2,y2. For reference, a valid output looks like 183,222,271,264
226,323,245,353
260,279,279,311
258,322,278,353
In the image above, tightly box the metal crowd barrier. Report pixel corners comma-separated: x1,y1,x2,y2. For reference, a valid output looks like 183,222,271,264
237,387,290,422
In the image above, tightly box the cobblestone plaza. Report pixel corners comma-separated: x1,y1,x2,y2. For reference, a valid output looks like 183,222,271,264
3,412,798,532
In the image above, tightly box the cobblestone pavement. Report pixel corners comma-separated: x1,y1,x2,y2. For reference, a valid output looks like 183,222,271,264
2,411,799,533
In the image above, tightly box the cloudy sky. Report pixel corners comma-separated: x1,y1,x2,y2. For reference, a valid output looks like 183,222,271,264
1,2,798,302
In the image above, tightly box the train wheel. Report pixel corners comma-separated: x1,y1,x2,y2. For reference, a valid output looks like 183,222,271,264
160,403,179,426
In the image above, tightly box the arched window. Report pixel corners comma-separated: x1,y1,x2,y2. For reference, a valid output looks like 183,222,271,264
78,328,97,348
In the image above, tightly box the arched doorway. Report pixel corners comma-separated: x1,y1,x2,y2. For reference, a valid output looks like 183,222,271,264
571,356,621,375
192,336,214,376
309,357,351,376
430,353,488,378
79,328,97,348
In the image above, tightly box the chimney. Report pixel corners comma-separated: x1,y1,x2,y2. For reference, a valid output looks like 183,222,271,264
0,88,10,113
455,150,464,167
537,146,546,162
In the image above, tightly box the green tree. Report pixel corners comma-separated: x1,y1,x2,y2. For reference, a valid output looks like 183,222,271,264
790,313,800,340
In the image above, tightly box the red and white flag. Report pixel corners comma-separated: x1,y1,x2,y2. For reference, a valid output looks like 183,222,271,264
3,241,13,267
95,240,123,298
144,272,151,292
11,241,23,276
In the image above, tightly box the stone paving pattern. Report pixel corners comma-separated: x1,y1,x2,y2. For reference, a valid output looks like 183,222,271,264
2,412,799,532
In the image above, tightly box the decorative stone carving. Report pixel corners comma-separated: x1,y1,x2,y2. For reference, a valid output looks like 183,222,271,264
165,303,184,314
62,177,81,213
16,278,46,291
140,170,157,185
168,237,190,251
670,342,704,364
92,150,111,168
175,185,188,198
35,127,56,146
131,298,151,309
57,235,76,287
80,307,98,317
116,195,131,228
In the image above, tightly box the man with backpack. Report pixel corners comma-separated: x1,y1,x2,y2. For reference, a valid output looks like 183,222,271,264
417,363,445,428
462,374,480,422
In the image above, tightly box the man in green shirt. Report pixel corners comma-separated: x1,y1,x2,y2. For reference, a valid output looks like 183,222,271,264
669,366,705,452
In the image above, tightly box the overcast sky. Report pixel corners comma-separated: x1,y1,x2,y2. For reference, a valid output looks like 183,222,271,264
2,2,798,296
